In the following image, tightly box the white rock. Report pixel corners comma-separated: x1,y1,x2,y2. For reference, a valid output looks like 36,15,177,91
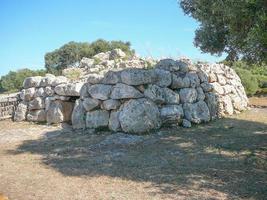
88,84,112,100
23,76,42,89
109,49,126,60
87,73,104,84
179,88,198,103
86,110,110,129
13,101,28,121
110,83,143,99
72,99,86,129
51,76,68,87
54,82,83,96
27,109,46,122
119,98,161,134
144,84,165,104
28,97,45,110
162,88,180,104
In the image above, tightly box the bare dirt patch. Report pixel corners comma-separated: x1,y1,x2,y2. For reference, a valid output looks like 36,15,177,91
0,107,266,200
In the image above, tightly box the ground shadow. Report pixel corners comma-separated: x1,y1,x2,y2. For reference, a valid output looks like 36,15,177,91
10,117,267,199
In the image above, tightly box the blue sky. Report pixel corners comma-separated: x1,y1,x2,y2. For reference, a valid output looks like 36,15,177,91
0,0,224,77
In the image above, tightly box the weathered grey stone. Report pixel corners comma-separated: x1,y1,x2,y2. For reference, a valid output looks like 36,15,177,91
101,99,121,110
154,69,172,87
177,60,190,73
72,99,86,129
23,76,42,89
47,100,74,124
162,88,180,104
28,97,45,110
83,98,100,111
110,83,143,99
160,105,184,124
80,57,95,68
88,84,112,100
183,101,210,124
79,83,90,99
171,74,190,89
201,82,213,92
45,86,54,96
188,72,200,88
14,101,28,121
119,98,161,134
108,110,121,132
27,110,46,122
101,71,121,84
34,87,46,98
87,74,104,84
93,52,110,61
40,74,56,87
230,94,248,111
144,84,165,104
51,76,68,87
121,69,157,85
20,88,35,101
197,70,208,83
182,119,192,128
54,82,83,96
155,59,180,72
86,110,110,129
205,92,218,120
109,49,126,60
179,88,197,103
196,87,205,101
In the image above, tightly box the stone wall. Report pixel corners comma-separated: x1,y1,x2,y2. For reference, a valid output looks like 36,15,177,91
0,93,19,120
14,49,248,134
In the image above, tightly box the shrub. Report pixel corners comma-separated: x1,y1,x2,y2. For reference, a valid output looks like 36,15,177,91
62,68,82,81
234,68,259,96
0,68,46,93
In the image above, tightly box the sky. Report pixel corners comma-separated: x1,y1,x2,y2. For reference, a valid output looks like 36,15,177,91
0,0,225,77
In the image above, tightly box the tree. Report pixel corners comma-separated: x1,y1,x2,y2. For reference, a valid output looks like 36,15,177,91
45,39,134,74
0,69,46,93
180,0,267,63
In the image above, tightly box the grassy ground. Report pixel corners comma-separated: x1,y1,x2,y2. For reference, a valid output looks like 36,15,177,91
0,99,266,200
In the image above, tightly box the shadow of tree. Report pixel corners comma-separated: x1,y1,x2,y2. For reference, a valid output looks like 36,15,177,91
9,117,267,199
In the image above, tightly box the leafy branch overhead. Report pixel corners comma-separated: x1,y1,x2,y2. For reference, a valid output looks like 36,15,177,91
180,0,267,63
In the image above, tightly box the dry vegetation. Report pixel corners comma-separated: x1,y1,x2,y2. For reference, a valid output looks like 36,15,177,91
0,98,266,200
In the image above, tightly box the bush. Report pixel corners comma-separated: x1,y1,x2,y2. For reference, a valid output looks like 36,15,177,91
0,68,46,93
45,39,134,75
234,68,259,96
62,68,82,81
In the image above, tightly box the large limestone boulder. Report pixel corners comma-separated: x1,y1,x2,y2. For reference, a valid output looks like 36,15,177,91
205,92,218,120
154,69,172,87
45,86,54,96
82,98,100,111
80,57,95,68
87,74,104,84
40,74,56,87
155,59,180,72
121,69,157,85
188,72,200,88
54,82,83,96
34,87,46,98
46,100,74,124
183,101,210,124
51,76,68,87
27,110,46,122
163,88,180,104
28,97,45,110
222,95,234,115
179,88,197,103
93,52,110,61
109,110,121,132
23,76,42,89
14,101,28,121
119,98,161,134
101,71,121,84
88,84,112,100
101,99,121,110
109,49,126,60
171,74,190,89
160,105,184,124
72,99,86,129
20,88,35,101
110,83,143,99
86,110,110,129
144,84,165,104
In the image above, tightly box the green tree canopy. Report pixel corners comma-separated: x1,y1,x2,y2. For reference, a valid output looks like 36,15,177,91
0,68,46,93
180,0,267,63
45,39,134,74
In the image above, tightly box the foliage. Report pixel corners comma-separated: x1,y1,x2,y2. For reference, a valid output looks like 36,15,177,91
62,68,82,81
234,68,259,96
180,0,267,63
45,39,134,74
0,68,46,93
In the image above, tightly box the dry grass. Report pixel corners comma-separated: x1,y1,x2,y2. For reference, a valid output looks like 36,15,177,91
0,106,266,199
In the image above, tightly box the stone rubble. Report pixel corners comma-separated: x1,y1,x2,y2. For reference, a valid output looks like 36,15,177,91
14,49,249,134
